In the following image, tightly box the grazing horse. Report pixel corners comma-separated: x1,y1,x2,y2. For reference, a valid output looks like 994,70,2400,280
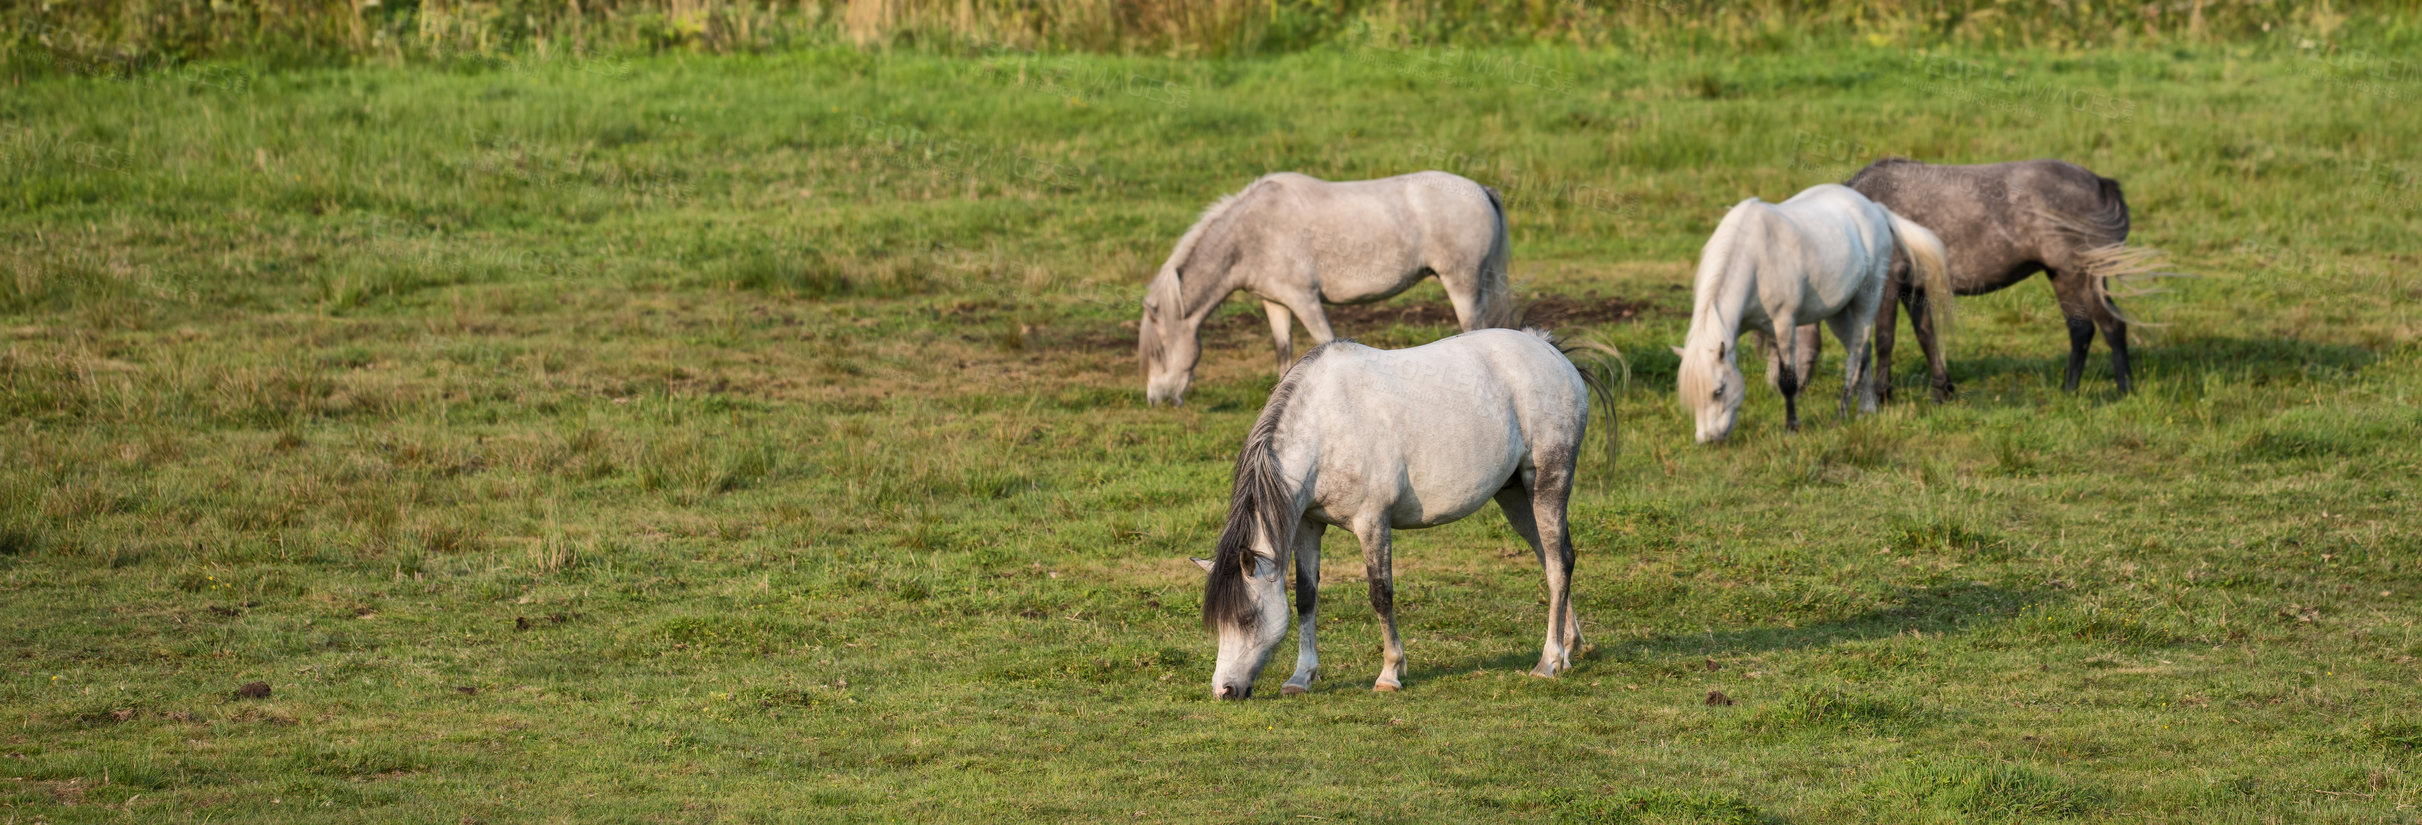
1782,158,2157,399
1139,171,1521,406
1193,328,1616,699
1675,184,1953,444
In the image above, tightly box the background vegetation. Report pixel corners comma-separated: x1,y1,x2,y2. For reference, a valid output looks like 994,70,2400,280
3,2,2420,822
9,0,2420,72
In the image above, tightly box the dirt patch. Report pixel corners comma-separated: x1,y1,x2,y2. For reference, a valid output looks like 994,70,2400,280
1060,293,1663,353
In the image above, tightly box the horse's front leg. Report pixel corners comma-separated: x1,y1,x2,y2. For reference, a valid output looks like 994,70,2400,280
1353,519,1405,692
1261,300,1295,370
1282,519,1326,696
1769,320,1803,431
1293,300,1337,347
1265,272,1336,347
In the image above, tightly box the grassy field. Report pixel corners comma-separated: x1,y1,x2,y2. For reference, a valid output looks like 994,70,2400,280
4,28,2422,824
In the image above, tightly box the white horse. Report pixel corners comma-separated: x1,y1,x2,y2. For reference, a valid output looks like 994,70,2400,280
1674,184,1954,443
1140,171,1521,406
1193,328,1616,699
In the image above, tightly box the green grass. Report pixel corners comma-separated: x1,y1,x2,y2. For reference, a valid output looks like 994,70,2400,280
4,30,2422,823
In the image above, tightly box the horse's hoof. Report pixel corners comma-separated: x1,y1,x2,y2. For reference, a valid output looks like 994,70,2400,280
1281,684,1309,696
1372,682,1400,693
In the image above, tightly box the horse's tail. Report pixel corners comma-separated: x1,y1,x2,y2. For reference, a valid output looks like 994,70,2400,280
1882,207,1956,339
2038,176,2177,327
1475,185,1525,329
1531,328,1627,471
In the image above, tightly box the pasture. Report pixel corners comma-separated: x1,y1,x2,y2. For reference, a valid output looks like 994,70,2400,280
5,27,2422,823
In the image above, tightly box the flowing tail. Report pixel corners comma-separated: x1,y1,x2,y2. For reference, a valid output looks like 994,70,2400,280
1882,208,1956,340
1476,185,1526,329
2036,178,2180,327
1531,328,1628,470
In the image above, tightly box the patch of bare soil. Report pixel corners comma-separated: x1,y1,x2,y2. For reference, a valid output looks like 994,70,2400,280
1059,293,1663,353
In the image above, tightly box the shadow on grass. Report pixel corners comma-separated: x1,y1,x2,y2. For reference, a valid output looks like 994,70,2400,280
1424,581,2059,680
1835,334,2381,407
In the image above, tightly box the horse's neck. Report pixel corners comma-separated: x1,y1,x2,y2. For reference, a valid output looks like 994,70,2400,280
1687,249,1755,349
1172,255,1246,328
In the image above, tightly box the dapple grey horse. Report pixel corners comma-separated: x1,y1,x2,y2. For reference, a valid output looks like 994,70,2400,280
1194,328,1615,699
1140,171,1520,406
1780,158,2158,399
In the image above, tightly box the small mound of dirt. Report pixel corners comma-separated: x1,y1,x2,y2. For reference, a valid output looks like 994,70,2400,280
234,682,272,700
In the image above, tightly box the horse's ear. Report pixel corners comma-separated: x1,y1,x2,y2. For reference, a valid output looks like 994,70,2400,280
1189,557,1214,573
1669,345,1686,358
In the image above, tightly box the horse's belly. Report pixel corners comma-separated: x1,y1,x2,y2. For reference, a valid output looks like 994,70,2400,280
1793,257,1880,323
1388,485,1503,529
1390,445,1523,529
1322,278,1417,305
1314,248,1427,304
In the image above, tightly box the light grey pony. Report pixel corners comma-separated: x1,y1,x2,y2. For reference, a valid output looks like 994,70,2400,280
1780,158,2161,400
1676,184,1953,443
1140,171,1521,406
1194,328,1616,699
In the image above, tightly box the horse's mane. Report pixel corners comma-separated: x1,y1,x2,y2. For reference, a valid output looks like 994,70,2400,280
1141,179,1271,367
1167,180,1265,278
1677,201,1764,404
1688,200,1764,335
1202,341,1335,632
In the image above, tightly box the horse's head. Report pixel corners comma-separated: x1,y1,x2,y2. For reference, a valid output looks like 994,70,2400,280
1193,553,1288,700
1674,340,1744,444
1140,268,1198,406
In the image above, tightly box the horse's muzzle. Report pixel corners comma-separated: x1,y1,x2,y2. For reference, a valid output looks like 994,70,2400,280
1215,683,1253,700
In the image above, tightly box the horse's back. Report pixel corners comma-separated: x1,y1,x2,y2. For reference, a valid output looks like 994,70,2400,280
1305,330,1579,426
1847,158,2127,286
1275,171,1497,230
1255,172,1500,300
1288,331,1582,528
1772,184,1898,263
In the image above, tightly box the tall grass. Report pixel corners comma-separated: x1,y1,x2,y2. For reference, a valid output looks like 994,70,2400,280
6,0,2413,75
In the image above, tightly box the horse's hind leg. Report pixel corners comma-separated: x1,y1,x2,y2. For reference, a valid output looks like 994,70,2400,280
2049,270,2100,393
1262,300,1296,369
1498,472,1579,678
1827,311,1876,416
1908,289,1953,401
2095,303,2132,396
1352,519,1406,692
1282,519,1326,696
1874,309,1899,402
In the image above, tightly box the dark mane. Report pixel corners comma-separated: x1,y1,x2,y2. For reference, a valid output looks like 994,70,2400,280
1201,342,1337,631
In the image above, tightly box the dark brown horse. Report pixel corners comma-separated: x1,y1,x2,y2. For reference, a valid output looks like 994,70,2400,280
1781,158,2162,399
